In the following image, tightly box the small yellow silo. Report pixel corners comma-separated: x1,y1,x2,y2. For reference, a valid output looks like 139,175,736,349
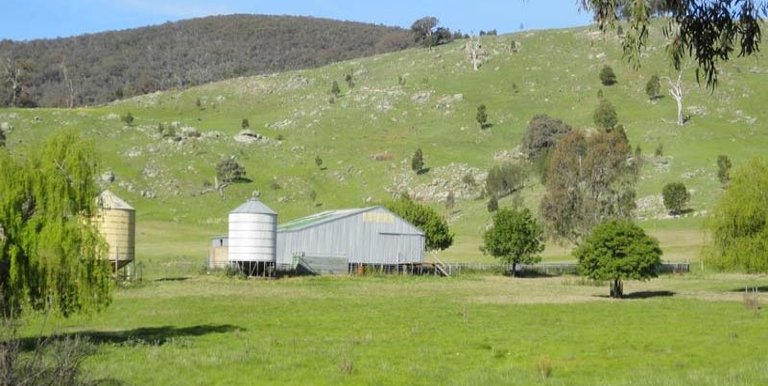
95,190,136,270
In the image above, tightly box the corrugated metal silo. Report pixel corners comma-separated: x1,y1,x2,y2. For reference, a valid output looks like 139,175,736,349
228,193,277,263
95,190,135,269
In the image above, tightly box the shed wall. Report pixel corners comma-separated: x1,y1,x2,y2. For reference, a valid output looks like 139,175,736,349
276,207,424,266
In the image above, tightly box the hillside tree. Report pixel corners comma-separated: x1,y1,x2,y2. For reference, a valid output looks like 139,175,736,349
707,157,768,272
331,80,341,97
485,162,526,198
574,219,662,298
579,0,764,87
593,98,618,130
411,16,439,47
411,147,424,173
717,155,732,186
600,65,617,85
216,157,246,186
481,208,545,276
476,104,488,129
522,114,573,161
385,198,453,252
667,72,685,125
0,131,112,317
540,129,638,243
645,74,661,100
662,182,690,215
1,57,34,107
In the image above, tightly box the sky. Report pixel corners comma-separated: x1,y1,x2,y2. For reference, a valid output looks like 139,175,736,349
2,0,593,41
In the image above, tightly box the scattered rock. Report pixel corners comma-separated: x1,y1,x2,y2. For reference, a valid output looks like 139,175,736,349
0,122,12,132
100,171,115,184
410,91,432,104
435,94,463,110
180,126,201,138
140,190,157,199
234,130,263,143
388,163,487,202
494,148,526,163
267,119,293,130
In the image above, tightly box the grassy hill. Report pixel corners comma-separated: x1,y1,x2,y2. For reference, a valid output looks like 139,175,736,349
2,23,766,269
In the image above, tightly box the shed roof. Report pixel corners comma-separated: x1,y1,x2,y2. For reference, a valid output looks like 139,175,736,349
277,206,424,235
96,190,134,211
230,198,277,215
278,207,375,232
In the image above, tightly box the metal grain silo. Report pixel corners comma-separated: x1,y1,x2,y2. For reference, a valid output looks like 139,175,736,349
95,190,135,270
228,193,277,265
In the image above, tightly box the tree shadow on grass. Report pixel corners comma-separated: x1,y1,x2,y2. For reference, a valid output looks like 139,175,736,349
593,290,676,300
624,290,676,299
15,324,243,351
154,277,190,282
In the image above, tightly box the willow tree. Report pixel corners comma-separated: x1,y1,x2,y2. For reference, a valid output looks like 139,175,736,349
707,157,768,272
0,131,111,317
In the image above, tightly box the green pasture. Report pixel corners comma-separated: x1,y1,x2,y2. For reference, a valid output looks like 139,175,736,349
21,272,768,385
2,23,766,263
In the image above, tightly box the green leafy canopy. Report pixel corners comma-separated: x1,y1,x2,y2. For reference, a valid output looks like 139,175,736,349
481,208,544,271
575,219,662,283
0,131,112,317
385,198,453,252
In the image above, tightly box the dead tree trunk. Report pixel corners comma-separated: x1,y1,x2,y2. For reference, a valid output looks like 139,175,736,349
465,36,484,71
668,72,684,126
59,58,75,108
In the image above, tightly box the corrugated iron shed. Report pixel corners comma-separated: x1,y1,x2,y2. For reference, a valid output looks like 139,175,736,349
276,206,425,268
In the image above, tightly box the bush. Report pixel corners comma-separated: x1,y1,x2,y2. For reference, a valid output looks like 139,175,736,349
599,65,617,86
662,182,690,215
476,104,488,129
593,98,618,130
216,157,246,183
1,321,97,386
487,196,499,212
717,155,732,186
411,147,424,173
121,112,134,125
241,118,250,129
522,114,573,160
645,75,661,100
331,80,341,97
486,163,526,198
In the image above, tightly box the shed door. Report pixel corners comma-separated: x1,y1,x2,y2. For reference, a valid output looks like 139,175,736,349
377,233,423,264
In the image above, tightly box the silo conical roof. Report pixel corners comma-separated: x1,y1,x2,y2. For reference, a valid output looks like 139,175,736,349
230,197,277,215
97,190,134,211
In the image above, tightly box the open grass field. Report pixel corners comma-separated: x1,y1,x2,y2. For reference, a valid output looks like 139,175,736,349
21,272,768,385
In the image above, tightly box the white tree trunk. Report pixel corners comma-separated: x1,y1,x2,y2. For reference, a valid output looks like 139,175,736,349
668,72,684,126
465,36,484,71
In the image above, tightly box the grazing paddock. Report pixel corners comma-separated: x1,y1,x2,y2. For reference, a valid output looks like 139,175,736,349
19,272,768,385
